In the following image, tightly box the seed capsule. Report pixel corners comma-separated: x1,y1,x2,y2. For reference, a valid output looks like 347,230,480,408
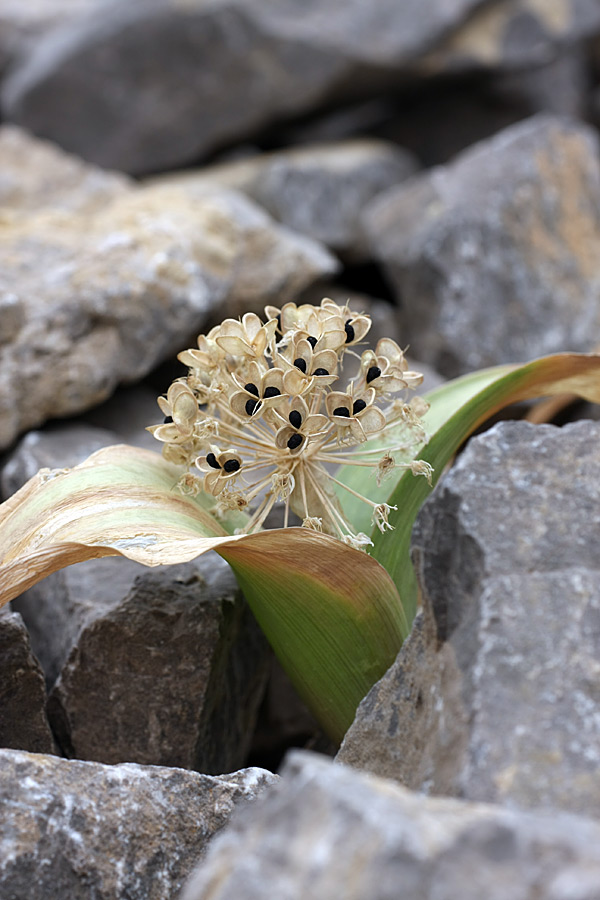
287,433,303,450
206,452,221,469
352,399,367,415
289,410,302,429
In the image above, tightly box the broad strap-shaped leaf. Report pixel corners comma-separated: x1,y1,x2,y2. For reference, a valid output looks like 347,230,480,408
0,444,244,603
0,443,406,742
366,353,600,623
219,529,408,743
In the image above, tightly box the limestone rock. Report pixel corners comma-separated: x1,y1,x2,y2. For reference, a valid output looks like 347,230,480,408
181,750,600,900
0,609,55,754
0,0,489,174
339,420,600,818
0,180,337,449
0,124,131,214
0,748,276,900
364,115,600,376
11,556,271,774
158,140,418,260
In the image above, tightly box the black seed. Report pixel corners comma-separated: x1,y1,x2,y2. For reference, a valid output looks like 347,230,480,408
245,397,259,416
294,357,307,373
353,399,367,415
163,415,173,424
206,452,221,469
344,320,355,343
366,365,381,384
223,459,241,473
287,433,303,450
289,410,302,429
333,406,351,418
244,382,259,396
307,336,317,348
263,386,281,398
276,314,282,335
313,367,329,377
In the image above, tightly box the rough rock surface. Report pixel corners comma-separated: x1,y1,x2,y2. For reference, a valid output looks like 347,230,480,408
364,114,600,376
0,124,131,213
159,140,418,260
0,179,336,449
0,0,490,173
0,748,277,900
11,556,271,774
0,609,55,754
182,750,600,900
339,420,600,818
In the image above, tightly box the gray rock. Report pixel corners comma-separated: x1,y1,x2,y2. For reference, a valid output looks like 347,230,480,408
0,0,102,74
0,423,117,500
12,556,271,774
0,748,276,900
0,124,131,214
181,749,600,900
0,180,337,449
159,140,418,260
421,0,600,75
0,0,489,174
339,420,600,818
364,115,600,376
0,609,55,754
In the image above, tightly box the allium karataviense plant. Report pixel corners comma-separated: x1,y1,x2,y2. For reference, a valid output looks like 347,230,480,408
1,298,600,742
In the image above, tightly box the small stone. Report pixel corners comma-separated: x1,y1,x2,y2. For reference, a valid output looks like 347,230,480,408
0,608,55,754
181,750,600,900
364,115,600,377
0,748,277,900
339,420,600,818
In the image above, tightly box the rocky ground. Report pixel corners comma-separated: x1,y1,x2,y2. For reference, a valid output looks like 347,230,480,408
1,1,600,897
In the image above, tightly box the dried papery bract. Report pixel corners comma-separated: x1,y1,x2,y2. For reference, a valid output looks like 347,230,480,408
148,298,431,544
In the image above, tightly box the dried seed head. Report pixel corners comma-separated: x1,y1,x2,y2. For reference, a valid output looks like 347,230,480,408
149,298,432,547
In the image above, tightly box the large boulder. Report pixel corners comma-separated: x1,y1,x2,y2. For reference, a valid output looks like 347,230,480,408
182,750,600,900
0,0,492,174
364,115,600,376
0,166,337,449
339,420,600,818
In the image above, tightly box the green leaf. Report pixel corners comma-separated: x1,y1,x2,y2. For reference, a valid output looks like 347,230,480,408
0,443,406,742
336,353,600,624
219,528,407,743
